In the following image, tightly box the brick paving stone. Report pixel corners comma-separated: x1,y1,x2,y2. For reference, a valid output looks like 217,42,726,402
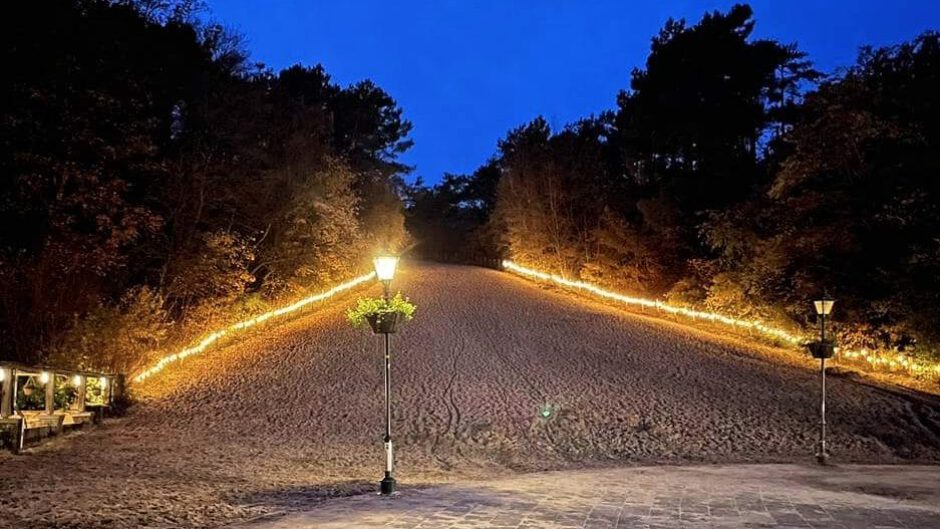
231,465,940,529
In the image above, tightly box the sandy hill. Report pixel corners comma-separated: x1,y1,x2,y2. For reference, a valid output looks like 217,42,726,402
2,262,939,528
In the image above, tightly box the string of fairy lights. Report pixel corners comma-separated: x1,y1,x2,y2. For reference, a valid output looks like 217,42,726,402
132,271,376,384
502,260,940,381
130,260,939,386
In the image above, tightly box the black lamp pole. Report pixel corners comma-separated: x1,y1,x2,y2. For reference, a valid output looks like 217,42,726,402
817,308,828,465
380,278,396,494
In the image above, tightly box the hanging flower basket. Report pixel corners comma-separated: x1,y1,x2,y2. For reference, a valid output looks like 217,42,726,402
347,293,417,335
366,311,404,334
807,339,836,359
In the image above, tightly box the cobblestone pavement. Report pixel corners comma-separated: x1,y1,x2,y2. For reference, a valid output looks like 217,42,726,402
234,464,940,529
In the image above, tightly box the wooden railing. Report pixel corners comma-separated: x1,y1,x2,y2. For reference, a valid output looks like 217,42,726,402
0,361,122,453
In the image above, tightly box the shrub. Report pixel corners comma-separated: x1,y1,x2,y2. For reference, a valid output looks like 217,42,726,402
51,287,170,374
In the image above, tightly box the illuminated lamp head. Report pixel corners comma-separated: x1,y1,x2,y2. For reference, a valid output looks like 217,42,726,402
373,254,399,283
813,294,835,316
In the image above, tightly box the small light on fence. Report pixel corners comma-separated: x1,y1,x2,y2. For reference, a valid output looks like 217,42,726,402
373,255,399,282
72,374,83,387
99,376,108,389
39,371,50,384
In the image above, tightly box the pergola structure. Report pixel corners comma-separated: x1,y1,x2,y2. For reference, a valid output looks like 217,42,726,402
0,361,120,452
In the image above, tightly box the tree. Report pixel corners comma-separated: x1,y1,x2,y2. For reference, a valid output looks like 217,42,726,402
0,0,207,361
706,32,940,355
0,0,412,370
617,5,815,206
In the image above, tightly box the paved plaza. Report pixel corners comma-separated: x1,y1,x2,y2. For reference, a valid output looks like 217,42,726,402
234,464,940,529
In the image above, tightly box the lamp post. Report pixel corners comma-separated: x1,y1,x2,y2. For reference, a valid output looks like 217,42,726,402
373,254,399,495
813,294,835,465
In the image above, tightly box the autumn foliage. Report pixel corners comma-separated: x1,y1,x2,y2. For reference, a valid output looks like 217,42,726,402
0,1,409,373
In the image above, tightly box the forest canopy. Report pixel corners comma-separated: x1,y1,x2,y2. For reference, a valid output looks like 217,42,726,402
0,0,410,372
407,5,940,364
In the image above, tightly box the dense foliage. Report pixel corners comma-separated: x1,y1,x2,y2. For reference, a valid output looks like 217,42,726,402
408,5,940,363
1,0,410,372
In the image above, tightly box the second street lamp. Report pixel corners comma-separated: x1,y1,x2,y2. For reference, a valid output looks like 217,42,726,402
373,254,399,495
810,293,835,465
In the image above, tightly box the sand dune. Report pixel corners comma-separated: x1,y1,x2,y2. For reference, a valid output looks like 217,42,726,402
1,262,938,528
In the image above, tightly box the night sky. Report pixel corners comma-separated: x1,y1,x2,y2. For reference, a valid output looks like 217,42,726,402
210,0,940,184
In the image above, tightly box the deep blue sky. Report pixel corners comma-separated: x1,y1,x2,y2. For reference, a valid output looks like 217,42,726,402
209,1,939,184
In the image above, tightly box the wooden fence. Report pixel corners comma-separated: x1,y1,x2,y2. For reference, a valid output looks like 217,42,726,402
0,362,122,453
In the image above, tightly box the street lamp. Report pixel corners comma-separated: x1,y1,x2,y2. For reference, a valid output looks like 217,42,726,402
373,253,399,495
811,293,835,465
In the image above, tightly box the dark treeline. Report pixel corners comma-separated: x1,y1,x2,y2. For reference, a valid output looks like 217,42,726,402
408,5,940,361
1,0,410,371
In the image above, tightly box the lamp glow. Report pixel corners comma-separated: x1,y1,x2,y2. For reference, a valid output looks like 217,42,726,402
373,255,399,282
0,368,5,382
39,371,50,384
99,376,108,389
72,374,83,387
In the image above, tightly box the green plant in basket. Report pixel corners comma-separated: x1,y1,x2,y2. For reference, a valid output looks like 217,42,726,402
346,293,417,334
54,381,78,410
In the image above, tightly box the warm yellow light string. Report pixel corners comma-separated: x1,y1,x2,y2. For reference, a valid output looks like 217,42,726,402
133,271,376,384
502,260,940,380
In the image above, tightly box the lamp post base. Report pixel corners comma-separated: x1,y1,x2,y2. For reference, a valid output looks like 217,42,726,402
816,447,829,466
380,472,396,495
